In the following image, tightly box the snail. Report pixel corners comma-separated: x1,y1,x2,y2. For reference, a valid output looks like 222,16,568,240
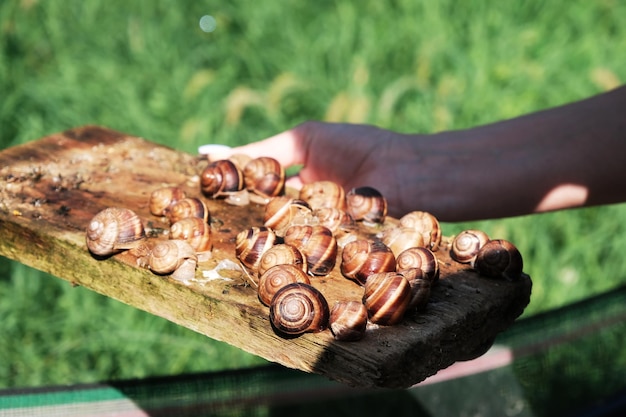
243,156,285,198
340,239,396,285
257,264,311,306
283,225,338,276
312,207,354,235
401,268,432,310
86,207,146,256
169,217,212,254
269,282,330,336
299,181,347,211
263,196,314,236
258,243,308,277
329,301,368,342
474,239,524,281
396,247,439,284
450,229,490,265
345,186,387,224
149,186,186,217
235,226,277,273
381,226,426,257
362,271,411,326
399,211,442,251
166,197,210,225
200,159,244,198
148,239,198,283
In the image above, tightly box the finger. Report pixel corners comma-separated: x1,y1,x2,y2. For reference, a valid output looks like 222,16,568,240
216,129,308,168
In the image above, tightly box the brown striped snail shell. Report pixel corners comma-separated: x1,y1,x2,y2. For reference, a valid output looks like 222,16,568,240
169,217,212,253
401,268,432,310
381,226,426,257
399,211,442,251
474,239,523,281
329,301,368,342
235,226,277,272
345,186,387,224
258,243,307,277
263,196,313,236
148,239,198,282
450,229,490,265
299,181,347,210
149,186,187,217
86,207,146,256
396,247,439,284
362,271,411,326
313,207,354,234
200,159,244,197
340,239,396,285
243,156,285,198
283,225,338,276
269,282,330,336
258,264,311,306
166,197,210,224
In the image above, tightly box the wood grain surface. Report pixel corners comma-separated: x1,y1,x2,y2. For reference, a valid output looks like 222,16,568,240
0,126,532,388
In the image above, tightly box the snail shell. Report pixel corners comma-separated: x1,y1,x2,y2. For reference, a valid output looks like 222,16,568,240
235,226,277,272
312,207,354,235
169,217,212,253
329,301,368,342
269,282,330,336
474,239,523,281
299,181,347,210
258,243,307,277
258,264,311,306
148,239,198,282
401,268,432,310
243,156,285,198
200,159,244,197
340,239,396,285
346,186,387,224
263,196,313,236
399,211,442,251
450,229,490,265
362,271,411,326
166,197,210,224
86,207,146,256
149,186,186,217
381,226,425,257
283,225,338,276
396,247,439,284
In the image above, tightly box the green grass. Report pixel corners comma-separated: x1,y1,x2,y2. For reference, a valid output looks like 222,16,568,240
1,0,626,392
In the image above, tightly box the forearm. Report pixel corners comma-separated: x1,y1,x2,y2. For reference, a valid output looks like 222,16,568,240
406,86,626,221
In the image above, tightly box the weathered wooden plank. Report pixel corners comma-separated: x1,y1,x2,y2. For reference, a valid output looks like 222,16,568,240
0,126,531,388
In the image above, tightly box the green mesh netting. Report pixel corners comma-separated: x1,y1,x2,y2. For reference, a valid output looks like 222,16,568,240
1,285,625,417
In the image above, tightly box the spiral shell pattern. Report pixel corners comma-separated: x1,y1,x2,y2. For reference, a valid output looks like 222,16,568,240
399,211,442,251
269,282,330,335
340,239,396,285
200,159,244,197
345,186,387,224
169,217,212,253
258,243,307,277
167,197,210,224
258,264,311,306
263,197,313,236
86,207,146,256
450,229,490,265
243,156,285,198
396,247,439,284
329,301,368,341
363,271,411,326
149,186,186,217
148,239,197,275
284,225,338,276
474,239,523,281
381,226,425,257
235,226,277,272
299,181,347,210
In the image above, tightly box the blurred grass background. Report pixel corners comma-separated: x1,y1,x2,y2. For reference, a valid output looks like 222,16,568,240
1,0,626,392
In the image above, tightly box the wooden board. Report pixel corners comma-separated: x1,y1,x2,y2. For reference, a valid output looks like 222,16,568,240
0,126,532,389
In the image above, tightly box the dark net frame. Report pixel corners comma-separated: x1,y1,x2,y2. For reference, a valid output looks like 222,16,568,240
1,284,625,417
